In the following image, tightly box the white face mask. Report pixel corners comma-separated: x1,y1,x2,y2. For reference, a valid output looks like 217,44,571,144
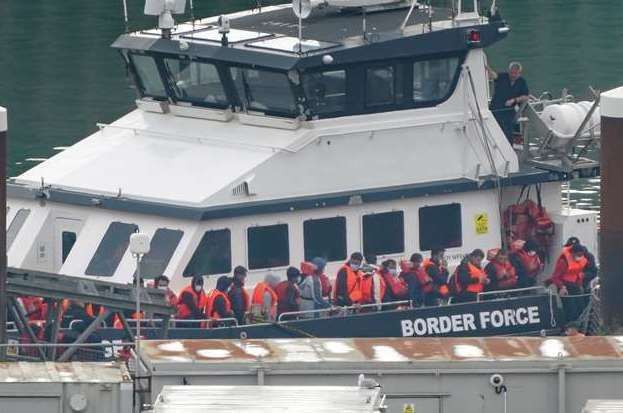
389,269,398,277
194,285,202,293
351,263,361,271
574,256,583,262
158,285,168,290
528,251,537,257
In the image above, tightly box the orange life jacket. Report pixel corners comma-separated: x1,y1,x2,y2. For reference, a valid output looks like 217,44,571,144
423,259,450,297
251,282,278,317
85,303,106,318
360,272,386,304
176,285,208,319
113,311,144,329
334,264,363,304
466,263,487,293
380,270,408,299
205,289,232,319
319,273,332,297
489,260,518,289
415,267,434,294
560,247,588,284
515,249,542,278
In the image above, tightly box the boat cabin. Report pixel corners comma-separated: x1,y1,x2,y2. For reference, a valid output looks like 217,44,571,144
5,1,598,292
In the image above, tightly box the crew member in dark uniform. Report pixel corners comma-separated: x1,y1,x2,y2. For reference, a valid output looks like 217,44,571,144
487,61,530,143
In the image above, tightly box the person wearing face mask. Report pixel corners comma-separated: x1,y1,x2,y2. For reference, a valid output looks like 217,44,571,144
299,258,331,317
564,237,598,289
378,259,408,304
547,243,588,323
275,267,302,318
176,276,208,324
228,266,250,325
205,276,234,324
453,249,489,303
509,239,543,288
334,252,364,307
153,275,178,307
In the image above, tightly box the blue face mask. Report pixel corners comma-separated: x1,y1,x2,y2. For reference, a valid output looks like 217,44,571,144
351,262,361,271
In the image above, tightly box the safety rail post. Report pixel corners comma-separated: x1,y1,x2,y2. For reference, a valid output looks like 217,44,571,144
0,107,6,360
600,86,623,332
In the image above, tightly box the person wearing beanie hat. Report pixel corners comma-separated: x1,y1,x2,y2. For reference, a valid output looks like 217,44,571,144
275,267,302,317
300,258,331,316
205,276,234,323
334,252,364,306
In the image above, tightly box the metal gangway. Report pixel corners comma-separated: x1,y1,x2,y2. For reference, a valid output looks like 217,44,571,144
5,267,174,362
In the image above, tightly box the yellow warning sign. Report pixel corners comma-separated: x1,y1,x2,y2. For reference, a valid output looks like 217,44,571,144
403,404,415,413
474,213,489,235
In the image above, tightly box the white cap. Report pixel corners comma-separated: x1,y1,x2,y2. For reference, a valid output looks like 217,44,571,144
0,107,6,132
601,86,623,119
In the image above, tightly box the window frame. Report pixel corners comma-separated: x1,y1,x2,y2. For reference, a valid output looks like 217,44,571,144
229,65,301,118
418,203,463,251
301,67,348,118
411,55,462,106
361,210,405,258
85,222,139,277
135,228,184,279
364,63,401,109
183,228,232,277
127,51,169,100
303,216,348,263
161,55,234,110
61,231,77,265
7,208,31,251
246,223,290,270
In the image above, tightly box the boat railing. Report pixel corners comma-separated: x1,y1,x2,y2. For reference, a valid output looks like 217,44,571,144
477,286,549,302
66,317,239,330
277,300,413,323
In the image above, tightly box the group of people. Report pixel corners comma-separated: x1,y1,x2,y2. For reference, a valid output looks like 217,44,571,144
171,235,597,326
14,236,596,333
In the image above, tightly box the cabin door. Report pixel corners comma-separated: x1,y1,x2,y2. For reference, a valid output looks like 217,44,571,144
53,217,82,272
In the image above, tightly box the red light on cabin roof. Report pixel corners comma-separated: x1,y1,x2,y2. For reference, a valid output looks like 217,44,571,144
467,30,481,43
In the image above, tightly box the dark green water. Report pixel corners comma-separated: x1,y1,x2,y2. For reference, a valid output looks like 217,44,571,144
1,0,622,190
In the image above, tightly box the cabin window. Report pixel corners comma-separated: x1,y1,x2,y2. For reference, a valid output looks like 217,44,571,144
302,69,346,116
413,57,460,102
129,54,167,98
419,203,462,250
61,231,77,264
231,67,297,116
163,58,228,107
247,224,289,269
362,211,405,257
7,208,30,251
366,66,395,107
183,229,231,277
135,228,184,279
303,217,347,262
85,222,138,277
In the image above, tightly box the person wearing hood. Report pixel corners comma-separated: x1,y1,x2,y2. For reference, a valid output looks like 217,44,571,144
276,267,302,317
205,276,234,323
250,273,280,322
228,266,250,325
176,276,208,323
334,252,364,306
299,258,331,316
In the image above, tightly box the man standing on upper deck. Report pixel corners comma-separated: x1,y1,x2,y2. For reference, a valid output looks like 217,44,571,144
487,61,530,144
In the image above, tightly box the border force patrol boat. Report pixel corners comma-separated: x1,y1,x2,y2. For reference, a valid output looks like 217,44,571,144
5,0,602,341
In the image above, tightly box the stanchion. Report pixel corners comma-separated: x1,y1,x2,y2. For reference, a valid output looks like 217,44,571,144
599,86,623,332
0,107,7,360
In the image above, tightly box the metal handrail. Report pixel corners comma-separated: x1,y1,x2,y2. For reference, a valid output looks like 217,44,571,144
277,300,412,323
477,286,548,302
65,317,239,330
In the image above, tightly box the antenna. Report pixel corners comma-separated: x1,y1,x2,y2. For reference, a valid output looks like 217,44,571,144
144,0,187,39
121,0,129,33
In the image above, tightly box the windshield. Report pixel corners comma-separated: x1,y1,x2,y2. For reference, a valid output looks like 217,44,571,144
302,69,346,116
163,58,228,107
129,54,167,99
413,57,459,102
231,67,297,116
